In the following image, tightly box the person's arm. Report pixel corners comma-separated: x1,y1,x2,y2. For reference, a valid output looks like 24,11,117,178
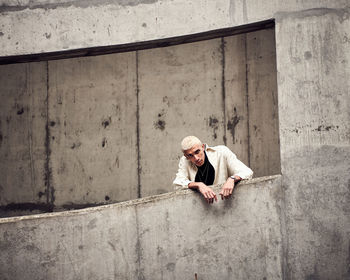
173,156,192,190
173,157,217,203
219,147,253,199
188,182,217,204
224,146,253,180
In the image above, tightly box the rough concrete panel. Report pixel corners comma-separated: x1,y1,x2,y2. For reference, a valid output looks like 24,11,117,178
276,12,350,280
0,1,348,57
247,28,280,178
0,206,139,280
48,52,138,206
0,0,232,57
0,62,47,205
224,34,249,166
138,38,225,197
137,176,283,279
0,175,283,280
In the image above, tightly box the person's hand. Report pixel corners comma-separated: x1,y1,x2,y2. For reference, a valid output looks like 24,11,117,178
219,178,235,200
197,183,217,204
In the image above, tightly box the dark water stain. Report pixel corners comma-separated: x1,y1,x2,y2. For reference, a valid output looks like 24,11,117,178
61,202,105,210
49,121,56,127
0,32,4,36
154,111,166,131
0,202,53,212
102,137,107,147
142,23,147,27
304,51,312,60
17,108,24,115
166,262,175,272
102,116,111,128
38,191,45,198
71,141,82,149
154,119,166,130
314,125,339,132
227,114,240,143
209,116,219,139
78,245,84,250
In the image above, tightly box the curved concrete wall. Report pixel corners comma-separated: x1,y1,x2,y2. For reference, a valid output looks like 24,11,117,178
0,176,283,280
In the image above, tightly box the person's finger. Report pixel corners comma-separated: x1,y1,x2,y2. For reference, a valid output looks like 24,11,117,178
214,194,218,202
229,187,233,195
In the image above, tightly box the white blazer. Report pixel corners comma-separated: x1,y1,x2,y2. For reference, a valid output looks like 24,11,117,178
173,144,253,190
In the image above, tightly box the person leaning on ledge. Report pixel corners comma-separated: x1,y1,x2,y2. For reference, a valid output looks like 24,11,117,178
173,136,253,204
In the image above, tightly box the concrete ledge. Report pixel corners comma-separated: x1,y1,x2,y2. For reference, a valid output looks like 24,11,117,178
0,175,283,279
0,175,281,223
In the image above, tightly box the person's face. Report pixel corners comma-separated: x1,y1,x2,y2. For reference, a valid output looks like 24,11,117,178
184,143,205,167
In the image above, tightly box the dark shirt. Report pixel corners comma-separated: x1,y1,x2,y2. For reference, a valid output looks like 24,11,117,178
195,152,215,185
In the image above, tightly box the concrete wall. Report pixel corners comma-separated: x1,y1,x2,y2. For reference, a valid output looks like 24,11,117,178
0,1,349,279
0,176,283,280
0,28,280,215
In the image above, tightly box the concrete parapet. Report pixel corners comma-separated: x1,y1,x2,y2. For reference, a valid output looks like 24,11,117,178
0,175,282,279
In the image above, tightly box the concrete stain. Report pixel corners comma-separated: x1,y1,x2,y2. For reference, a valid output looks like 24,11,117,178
227,113,240,143
154,111,166,131
105,195,110,201
209,116,219,139
70,141,82,149
304,51,312,60
108,241,116,251
16,107,24,115
0,202,53,212
166,262,175,272
314,125,339,132
38,191,45,198
87,218,97,230
102,137,107,147
102,117,111,128
0,32,4,36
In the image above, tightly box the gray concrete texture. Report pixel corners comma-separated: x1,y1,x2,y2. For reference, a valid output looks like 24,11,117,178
0,28,280,215
276,12,350,280
0,0,349,279
0,0,348,57
0,176,283,280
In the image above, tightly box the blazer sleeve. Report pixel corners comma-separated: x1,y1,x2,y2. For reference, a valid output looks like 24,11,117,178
173,156,192,190
223,146,253,179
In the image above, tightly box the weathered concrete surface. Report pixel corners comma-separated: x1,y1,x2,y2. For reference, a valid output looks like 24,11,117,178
276,11,350,280
247,29,280,178
0,176,283,280
48,53,138,207
0,0,348,57
138,38,225,197
0,62,47,207
0,29,279,212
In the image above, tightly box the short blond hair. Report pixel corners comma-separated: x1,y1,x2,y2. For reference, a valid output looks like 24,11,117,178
181,136,202,151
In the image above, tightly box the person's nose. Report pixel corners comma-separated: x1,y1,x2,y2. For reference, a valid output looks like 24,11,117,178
194,155,199,161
